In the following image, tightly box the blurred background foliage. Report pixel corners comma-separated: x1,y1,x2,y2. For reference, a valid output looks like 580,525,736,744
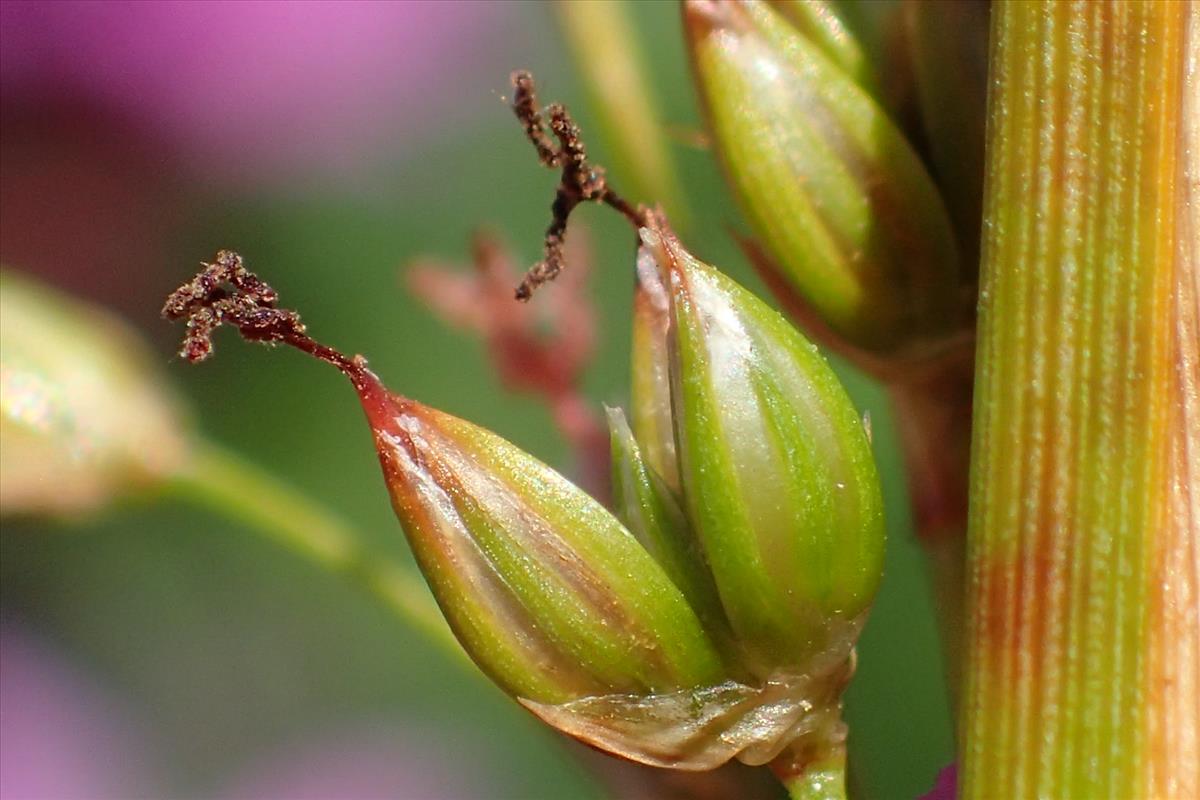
1,2,950,797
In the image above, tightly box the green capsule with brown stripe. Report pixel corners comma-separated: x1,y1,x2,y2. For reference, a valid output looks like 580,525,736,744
641,218,884,676
354,370,726,703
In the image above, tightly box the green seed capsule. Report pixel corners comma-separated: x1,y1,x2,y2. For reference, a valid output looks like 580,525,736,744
685,0,963,356
355,371,725,703
641,219,884,673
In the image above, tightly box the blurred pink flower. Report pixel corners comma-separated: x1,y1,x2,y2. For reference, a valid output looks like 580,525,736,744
0,623,486,799
221,725,483,800
0,623,161,799
0,0,507,180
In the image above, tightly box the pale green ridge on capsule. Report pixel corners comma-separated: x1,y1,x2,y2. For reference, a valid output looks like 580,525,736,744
766,0,878,94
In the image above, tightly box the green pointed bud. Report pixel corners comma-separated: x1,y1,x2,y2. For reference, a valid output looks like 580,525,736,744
606,405,730,649
1,270,190,516
685,0,963,356
630,246,679,490
766,0,877,93
353,370,725,704
641,220,884,673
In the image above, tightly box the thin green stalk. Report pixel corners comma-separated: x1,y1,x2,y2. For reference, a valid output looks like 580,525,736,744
169,439,461,662
770,725,848,800
962,2,1193,797
774,754,846,800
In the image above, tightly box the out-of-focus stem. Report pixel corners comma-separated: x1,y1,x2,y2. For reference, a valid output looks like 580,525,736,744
961,2,1196,797
170,439,461,662
555,0,691,228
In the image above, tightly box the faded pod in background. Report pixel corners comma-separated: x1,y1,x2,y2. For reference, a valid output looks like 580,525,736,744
1,270,190,516
685,0,966,358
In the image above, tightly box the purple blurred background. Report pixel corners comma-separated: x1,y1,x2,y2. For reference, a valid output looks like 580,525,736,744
1,0,510,314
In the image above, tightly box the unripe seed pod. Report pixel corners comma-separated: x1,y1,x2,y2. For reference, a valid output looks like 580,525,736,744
355,370,726,703
685,0,964,356
641,219,884,674
160,240,883,782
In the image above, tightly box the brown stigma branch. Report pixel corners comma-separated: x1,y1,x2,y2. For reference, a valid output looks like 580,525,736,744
509,70,646,300
162,250,365,382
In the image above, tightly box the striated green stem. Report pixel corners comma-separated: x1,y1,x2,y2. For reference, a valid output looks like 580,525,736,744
169,439,461,662
962,2,1193,797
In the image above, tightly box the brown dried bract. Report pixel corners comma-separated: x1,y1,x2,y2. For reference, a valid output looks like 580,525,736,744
510,70,645,301
162,250,359,376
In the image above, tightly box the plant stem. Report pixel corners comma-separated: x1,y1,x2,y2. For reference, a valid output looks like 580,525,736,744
962,1,1195,796
773,754,846,800
769,723,848,800
169,439,462,663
